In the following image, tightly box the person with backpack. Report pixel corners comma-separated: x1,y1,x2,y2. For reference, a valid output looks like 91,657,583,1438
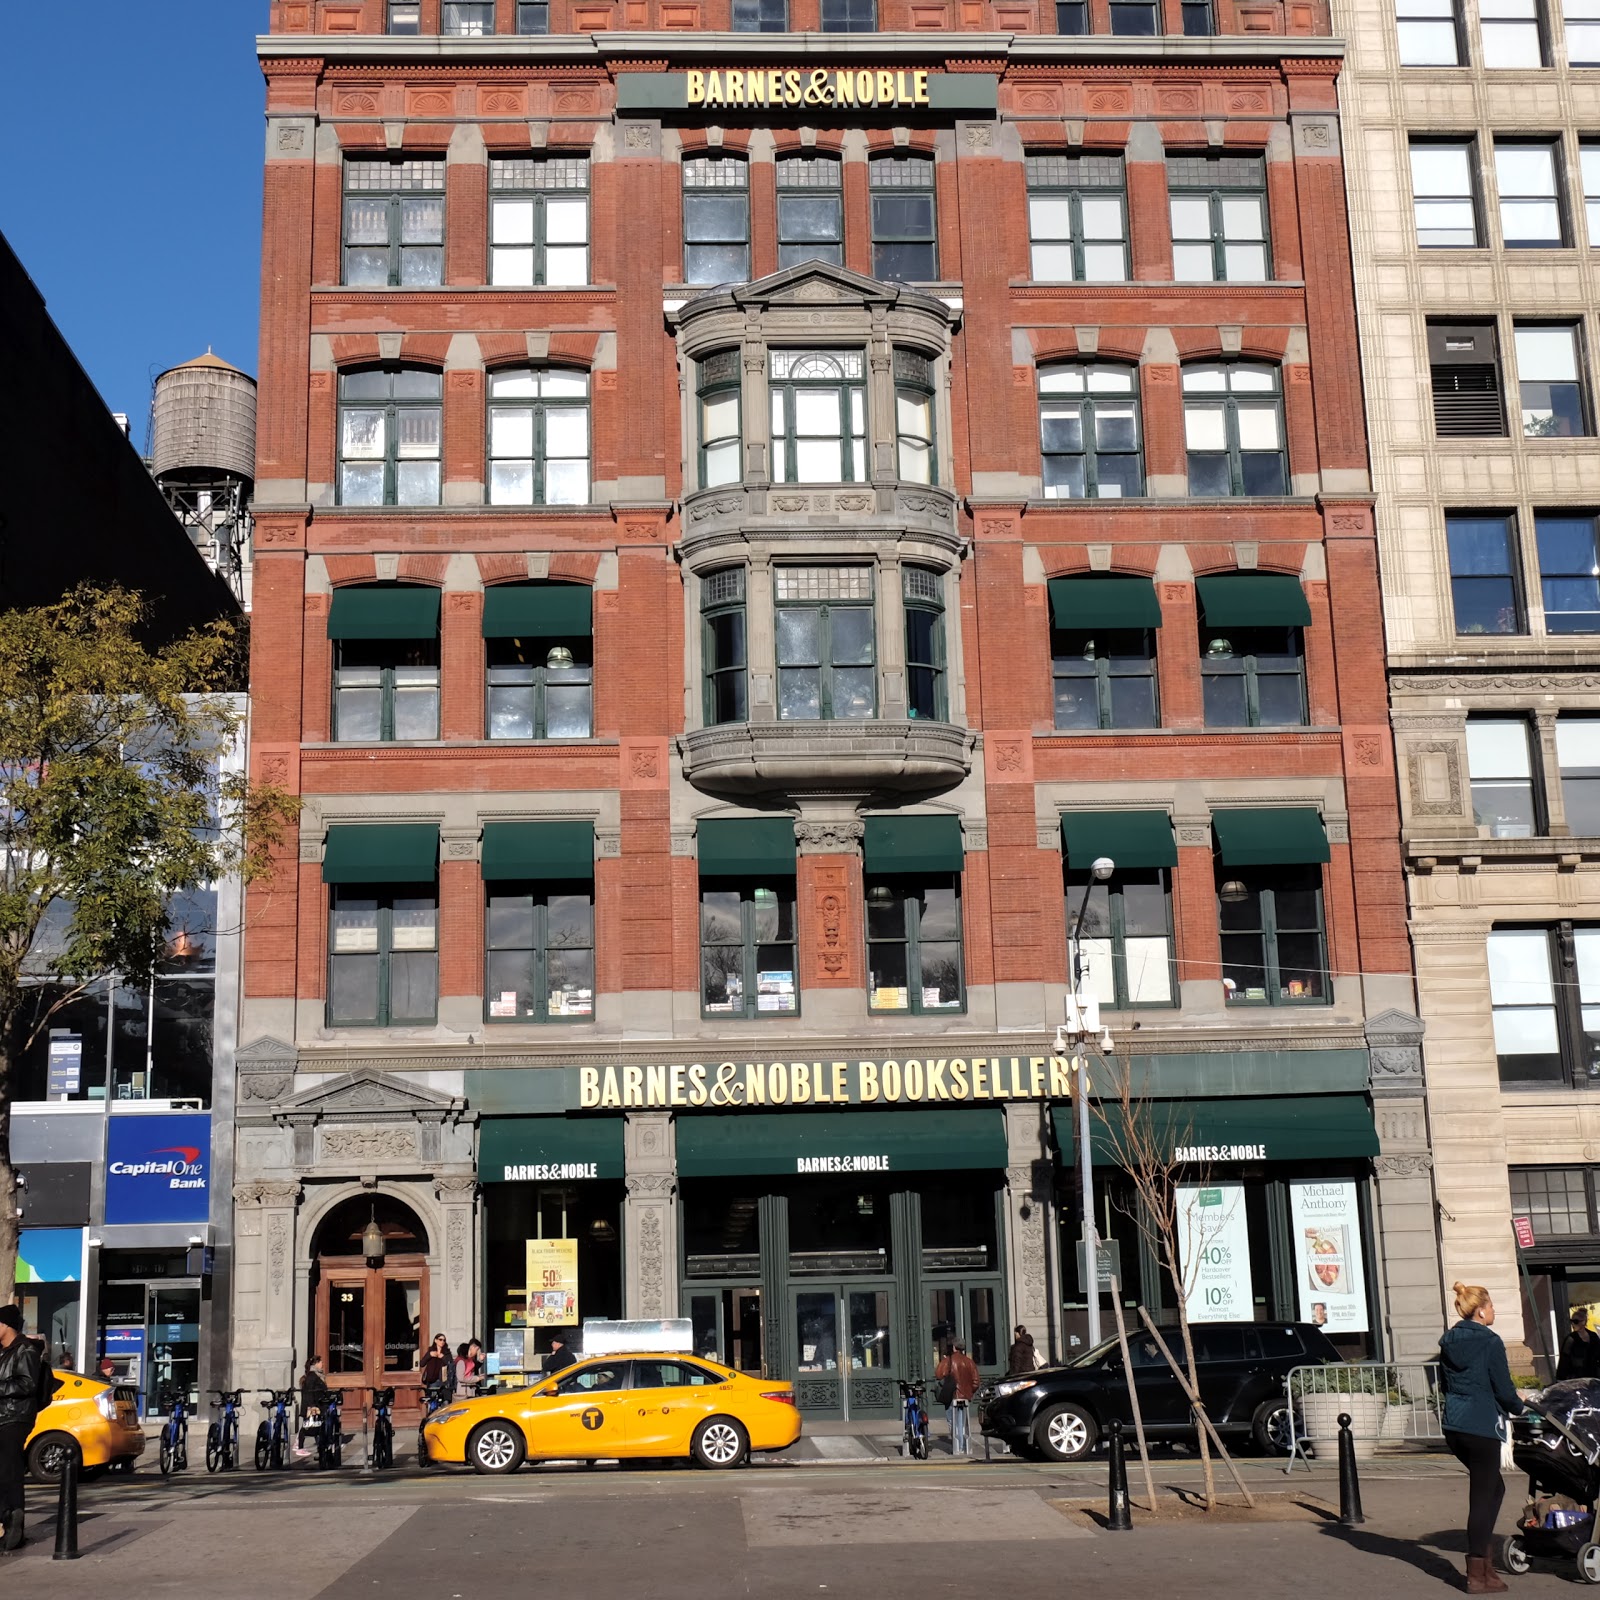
0,1305,47,1553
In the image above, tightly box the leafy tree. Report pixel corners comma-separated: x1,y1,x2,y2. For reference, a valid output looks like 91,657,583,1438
0,587,297,1302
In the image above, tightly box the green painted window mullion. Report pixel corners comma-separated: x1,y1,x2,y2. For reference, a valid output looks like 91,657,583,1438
376,902,394,1026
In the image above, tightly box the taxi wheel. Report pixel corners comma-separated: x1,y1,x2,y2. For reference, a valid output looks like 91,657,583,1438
691,1417,749,1470
468,1421,526,1475
26,1432,76,1485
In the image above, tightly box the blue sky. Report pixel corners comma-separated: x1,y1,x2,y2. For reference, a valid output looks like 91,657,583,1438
0,3,268,438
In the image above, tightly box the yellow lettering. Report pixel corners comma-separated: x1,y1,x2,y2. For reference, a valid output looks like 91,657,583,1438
688,1063,708,1106
727,70,745,106
858,1060,879,1102
746,69,765,106
949,1059,968,1099
973,1058,990,1098
881,1059,901,1101
914,69,929,105
784,70,802,105
744,1063,766,1105
792,1062,812,1104
927,1059,948,1099
835,70,856,107
1008,1057,1025,1098
686,70,705,105
832,1060,849,1103
579,1066,601,1109
856,69,873,105
1049,1055,1073,1097
769,70,784,105
601,1066,621,1108
897,70,913,105
1029,1057,1046,1099
903,1058,925,1101
704,71,722,104
669,1064,687,1107
622,1064,644,1107
877,70,896,106
770,1061,788,1102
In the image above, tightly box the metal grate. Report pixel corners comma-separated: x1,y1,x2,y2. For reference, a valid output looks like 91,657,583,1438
699,349,741,388
870,155,935,188
345,159,445,192
702,567,746,607
1431,365,1507,436
1025,154,1124,189
904,567,942,603
683,157,748,189
776,156,842,188
1166,155,1265,190
490,157,589,191
775,566,874,602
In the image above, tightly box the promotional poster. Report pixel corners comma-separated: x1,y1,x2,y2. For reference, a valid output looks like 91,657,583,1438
1289,1180,1370,1333
1176,1182,1254,1324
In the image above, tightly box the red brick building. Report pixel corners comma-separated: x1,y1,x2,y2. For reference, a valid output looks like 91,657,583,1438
232,0,1438,1426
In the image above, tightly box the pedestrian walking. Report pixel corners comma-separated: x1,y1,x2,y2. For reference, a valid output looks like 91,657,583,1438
1556,1308,1600,1382
0,1306,43,1552
934,1340,980,1457
296,1354,334,1459
1007,1324,1039,1376
1439,1281,1524,1593
542,1332,578,1374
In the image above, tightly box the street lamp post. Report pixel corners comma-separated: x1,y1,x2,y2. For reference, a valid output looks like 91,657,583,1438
1061,854,1116,1349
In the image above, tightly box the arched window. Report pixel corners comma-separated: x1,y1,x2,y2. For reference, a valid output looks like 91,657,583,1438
1182,362,1286,497
487,369,590,506
769,349,867,484
1039,364,1142,499
338,369,442,507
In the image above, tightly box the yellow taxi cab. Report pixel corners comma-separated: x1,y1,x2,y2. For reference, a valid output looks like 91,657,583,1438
422,1352,802,1473
26,1370,147,1482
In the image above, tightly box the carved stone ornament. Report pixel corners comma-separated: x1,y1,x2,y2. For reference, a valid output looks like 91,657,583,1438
796,819,863,853
321,1127,418,1163
623,123,653,149
433,1174,479,1200
638,1207,666,1318
273,1069,468,1125
626,1173,677,1196
1375,1154,1434,1178
689,494,744,523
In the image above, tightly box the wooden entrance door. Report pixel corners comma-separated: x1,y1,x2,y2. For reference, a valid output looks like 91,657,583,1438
315,1256,428,1417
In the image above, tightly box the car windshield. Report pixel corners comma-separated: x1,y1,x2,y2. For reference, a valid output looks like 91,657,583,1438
1063,1337,1122,1369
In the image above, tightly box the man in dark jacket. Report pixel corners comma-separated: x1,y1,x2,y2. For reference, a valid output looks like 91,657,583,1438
0,1305,42,1553
542,1333,578,1374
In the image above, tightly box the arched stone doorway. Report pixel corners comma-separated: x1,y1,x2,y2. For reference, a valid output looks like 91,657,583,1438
310,1193,431,1410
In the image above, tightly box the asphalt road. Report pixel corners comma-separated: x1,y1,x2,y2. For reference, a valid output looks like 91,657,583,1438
3,1452,1574,1598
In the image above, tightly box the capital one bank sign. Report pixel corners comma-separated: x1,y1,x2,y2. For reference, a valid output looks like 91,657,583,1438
105,1113,211,1225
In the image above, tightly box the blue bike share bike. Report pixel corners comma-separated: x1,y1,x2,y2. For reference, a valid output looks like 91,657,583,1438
158,1384,190,1477
899,1378,931,1460
312,1389,344,1470
370,1387,396,1470
256,1389,293,1471
206,1389,243,1473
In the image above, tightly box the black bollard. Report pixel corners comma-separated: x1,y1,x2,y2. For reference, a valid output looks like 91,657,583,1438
1336,1411,1365,1527
52,1443,82,1561
1107,1418,1133,1531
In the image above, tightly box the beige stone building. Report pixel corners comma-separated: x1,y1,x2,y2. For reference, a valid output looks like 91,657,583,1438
1339,0,1600,1371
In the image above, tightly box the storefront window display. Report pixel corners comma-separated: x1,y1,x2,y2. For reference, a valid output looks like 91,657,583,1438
16,1228,84,1368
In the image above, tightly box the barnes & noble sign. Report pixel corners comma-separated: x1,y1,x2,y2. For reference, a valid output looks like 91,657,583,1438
616,68,999,116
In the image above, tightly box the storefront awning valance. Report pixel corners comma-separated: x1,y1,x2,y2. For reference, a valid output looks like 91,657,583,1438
1061,811,1177,870
1194,575,1312,629
481,584,592,640
1211,808,1330,867
327,586,440,640
1053,1095,1378,1166
676,1109,1007,1178
1048,576,1162,631
481,820,595,881
322,824,439,884
479,1117,625,1182
863,815,963,875
697,817,796,877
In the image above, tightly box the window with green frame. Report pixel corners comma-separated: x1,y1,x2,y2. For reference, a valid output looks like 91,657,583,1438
870,156,937,282
489,156,589,287
698,349,742,489
821,0,876,28
895,349,936,485
486,887,595,1021
1068,867,1175,1008
775,565,876,720
338,368,442,506
342,158,444,287
334,639,440,741
387,1,420,35
1218,866,1328,1005
442,1,495,31
1199,626,1305,726
1026,153,1128,282
701,882,798,1017
1039,363,1142,498
328,886,438,1026
486,639,592,739
683,156,750,286
867,878,964,1012
904,567,947,721
770,348,867,483
487,367,590,506
702,567,748,725
1167,154,1269,283
517,1,550,30
777,155,844,268
1182,362,1286,497
1052,630,1157,729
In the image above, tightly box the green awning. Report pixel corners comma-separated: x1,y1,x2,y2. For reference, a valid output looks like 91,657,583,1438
698,818,796,877
1054,1095,1378,1166
327,586,440,640
481,584,593,640
479,1117,624,1182
1049,576,1163,631
321,823,439,884
1061,811,1177,870
676,1109,1007,1178
863,815,964,875
481,820,594,881
1194,575,1312,629
1212,808,1330,866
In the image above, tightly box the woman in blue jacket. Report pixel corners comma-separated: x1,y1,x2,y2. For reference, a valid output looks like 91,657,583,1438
1439,1282,1524,1594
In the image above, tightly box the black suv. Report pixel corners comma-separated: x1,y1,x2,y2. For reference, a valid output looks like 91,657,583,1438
980,1320,1338,1462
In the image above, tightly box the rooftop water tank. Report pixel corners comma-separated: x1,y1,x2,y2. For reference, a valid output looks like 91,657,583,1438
150,350,257,486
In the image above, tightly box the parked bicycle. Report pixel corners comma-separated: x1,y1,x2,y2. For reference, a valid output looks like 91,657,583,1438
158,1385,190,1477
206,1389,243,1473
899,1378,931,1460
313,1389,344,1470
417,1380,453,1464
255,1389,294,1472
371,1387,396,1470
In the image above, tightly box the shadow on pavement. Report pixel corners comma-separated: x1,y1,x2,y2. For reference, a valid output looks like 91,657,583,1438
1316,1518,1466,1587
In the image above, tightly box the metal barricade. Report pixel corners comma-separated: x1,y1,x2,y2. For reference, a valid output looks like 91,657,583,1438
1284,1362,1444,1473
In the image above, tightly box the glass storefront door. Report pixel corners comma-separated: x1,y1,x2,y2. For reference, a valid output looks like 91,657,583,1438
791,1282,897,1420
315,1265,426,1409
687,1284,763,1372
926,1279,1003,1372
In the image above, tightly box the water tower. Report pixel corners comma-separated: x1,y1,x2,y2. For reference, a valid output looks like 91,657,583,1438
150,351,257,604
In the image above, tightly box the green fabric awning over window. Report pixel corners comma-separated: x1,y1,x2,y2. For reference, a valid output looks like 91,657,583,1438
1211,808,1330,867
481,584,593,640
1048,576,1163,631
327,586,441,641
863,815,964,875
1061,811,1177,870
1053,1095,1378,1165
481,820,595,881
1194,575,1312,629
676,1109,1007,1178
478,1117,625,1182
321,823,439,884
697,818,796,877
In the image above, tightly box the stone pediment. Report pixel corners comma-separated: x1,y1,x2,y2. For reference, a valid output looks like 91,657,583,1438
273,1069,468,1125
673,261,958,328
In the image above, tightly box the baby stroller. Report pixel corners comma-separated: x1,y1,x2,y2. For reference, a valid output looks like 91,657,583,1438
1505,1379,1600,1583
